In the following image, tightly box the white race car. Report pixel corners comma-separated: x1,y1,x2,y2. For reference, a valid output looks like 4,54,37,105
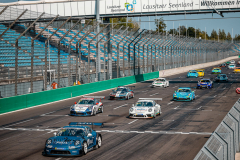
230,60,235,64
152,78,169,88
129,98,162,118
70,96,105,116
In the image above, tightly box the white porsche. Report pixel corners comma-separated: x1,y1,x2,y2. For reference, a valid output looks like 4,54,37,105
129,98,162,118
152,78,169,88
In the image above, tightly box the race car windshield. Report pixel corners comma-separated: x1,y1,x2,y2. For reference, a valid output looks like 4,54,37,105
136,102,153,107
116,88,124,91
78,100,94,105
178,89,190,92
155,79,165,82
56,129,85,137
189,71,196,73
201,80,210,82
230,65,235,67
218,75,226,78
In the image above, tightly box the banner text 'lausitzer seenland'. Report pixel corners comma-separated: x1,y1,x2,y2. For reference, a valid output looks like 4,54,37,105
1,0,240,17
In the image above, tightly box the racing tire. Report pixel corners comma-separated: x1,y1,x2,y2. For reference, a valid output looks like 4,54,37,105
164,85,167,88
93,135,102,149
93,109,97,116
99,106,103,113
82,142,88,155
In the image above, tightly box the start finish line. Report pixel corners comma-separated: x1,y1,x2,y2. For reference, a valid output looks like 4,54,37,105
0,0,240,20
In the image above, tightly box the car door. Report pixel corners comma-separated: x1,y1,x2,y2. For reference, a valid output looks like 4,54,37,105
86,127,94,147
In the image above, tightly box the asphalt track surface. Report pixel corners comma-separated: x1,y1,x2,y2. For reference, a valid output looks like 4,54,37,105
0,60,240,160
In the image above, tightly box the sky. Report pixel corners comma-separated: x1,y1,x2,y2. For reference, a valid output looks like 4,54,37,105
1,0,240,37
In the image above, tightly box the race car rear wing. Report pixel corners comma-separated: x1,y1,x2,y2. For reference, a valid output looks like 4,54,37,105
69,122,104,129
118,86,135,89
82,96,105,102
139,98,162,101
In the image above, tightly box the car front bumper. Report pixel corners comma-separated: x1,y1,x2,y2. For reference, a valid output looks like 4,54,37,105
43,147,82,156
70,111,92,116
152,84,165,87
129,113,154,118
173,97,191,101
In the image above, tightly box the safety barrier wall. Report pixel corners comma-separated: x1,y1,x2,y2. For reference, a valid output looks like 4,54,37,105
0,71,158,114
194,98,240,160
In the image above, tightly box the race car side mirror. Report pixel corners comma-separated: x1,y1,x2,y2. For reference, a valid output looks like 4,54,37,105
53,132,56,136
87,133,92,137
96,103,99,105
175,91,176,93
74,102,77,104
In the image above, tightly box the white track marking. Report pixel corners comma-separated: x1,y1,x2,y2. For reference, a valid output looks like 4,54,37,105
174,106,180,109
0,127,212,135
41,115,69,117
142,90,148,92
128,119,138,124
113,104,128,110
214,95,217,98
55,158,62,160
163,119,175,121
150,93,159,96
167,102,174,105
197,106,202,110
40,111,56,116
4,119,34,127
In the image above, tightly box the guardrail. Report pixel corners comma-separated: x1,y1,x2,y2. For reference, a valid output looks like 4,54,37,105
0,71,158,115
194,98,240,160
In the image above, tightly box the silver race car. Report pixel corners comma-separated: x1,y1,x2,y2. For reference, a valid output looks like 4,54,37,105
152,78,169,88
129,98,162,118
70,96,105,116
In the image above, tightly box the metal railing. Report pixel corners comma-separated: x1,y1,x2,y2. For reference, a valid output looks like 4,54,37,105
194,98,240,160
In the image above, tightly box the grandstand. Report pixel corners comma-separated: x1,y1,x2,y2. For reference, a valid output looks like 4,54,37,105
0,3,239,98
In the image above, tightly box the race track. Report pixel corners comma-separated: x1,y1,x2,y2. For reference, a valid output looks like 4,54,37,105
0,60,240,160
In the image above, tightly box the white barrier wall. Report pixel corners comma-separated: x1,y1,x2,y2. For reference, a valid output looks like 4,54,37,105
159,56,238,78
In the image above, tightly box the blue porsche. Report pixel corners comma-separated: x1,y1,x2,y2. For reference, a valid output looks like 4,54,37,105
215,74,228,82
42,122,102,157
187,70,198,78
173,87,195,101
197,79,213,89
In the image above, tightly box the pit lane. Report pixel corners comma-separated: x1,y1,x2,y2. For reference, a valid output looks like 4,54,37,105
0,59,240,160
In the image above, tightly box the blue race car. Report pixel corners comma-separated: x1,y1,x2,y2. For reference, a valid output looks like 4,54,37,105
197,79,213,89
212,68,221,74
42,122,103,157
109,86,135,100
215,74,228,82
173,87,195,101
187,70,198,78
70,96,105,116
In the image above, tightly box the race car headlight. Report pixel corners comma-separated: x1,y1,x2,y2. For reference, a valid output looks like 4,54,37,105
130,108,134,112
75,140,80,146
188,94,191,96
148,108,152,112
46,145,53,148
70,106,74,110
46,139,52,145
173,93,177,96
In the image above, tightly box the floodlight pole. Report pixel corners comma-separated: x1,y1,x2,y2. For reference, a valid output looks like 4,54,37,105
15,12,45,96
44,16,72,90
